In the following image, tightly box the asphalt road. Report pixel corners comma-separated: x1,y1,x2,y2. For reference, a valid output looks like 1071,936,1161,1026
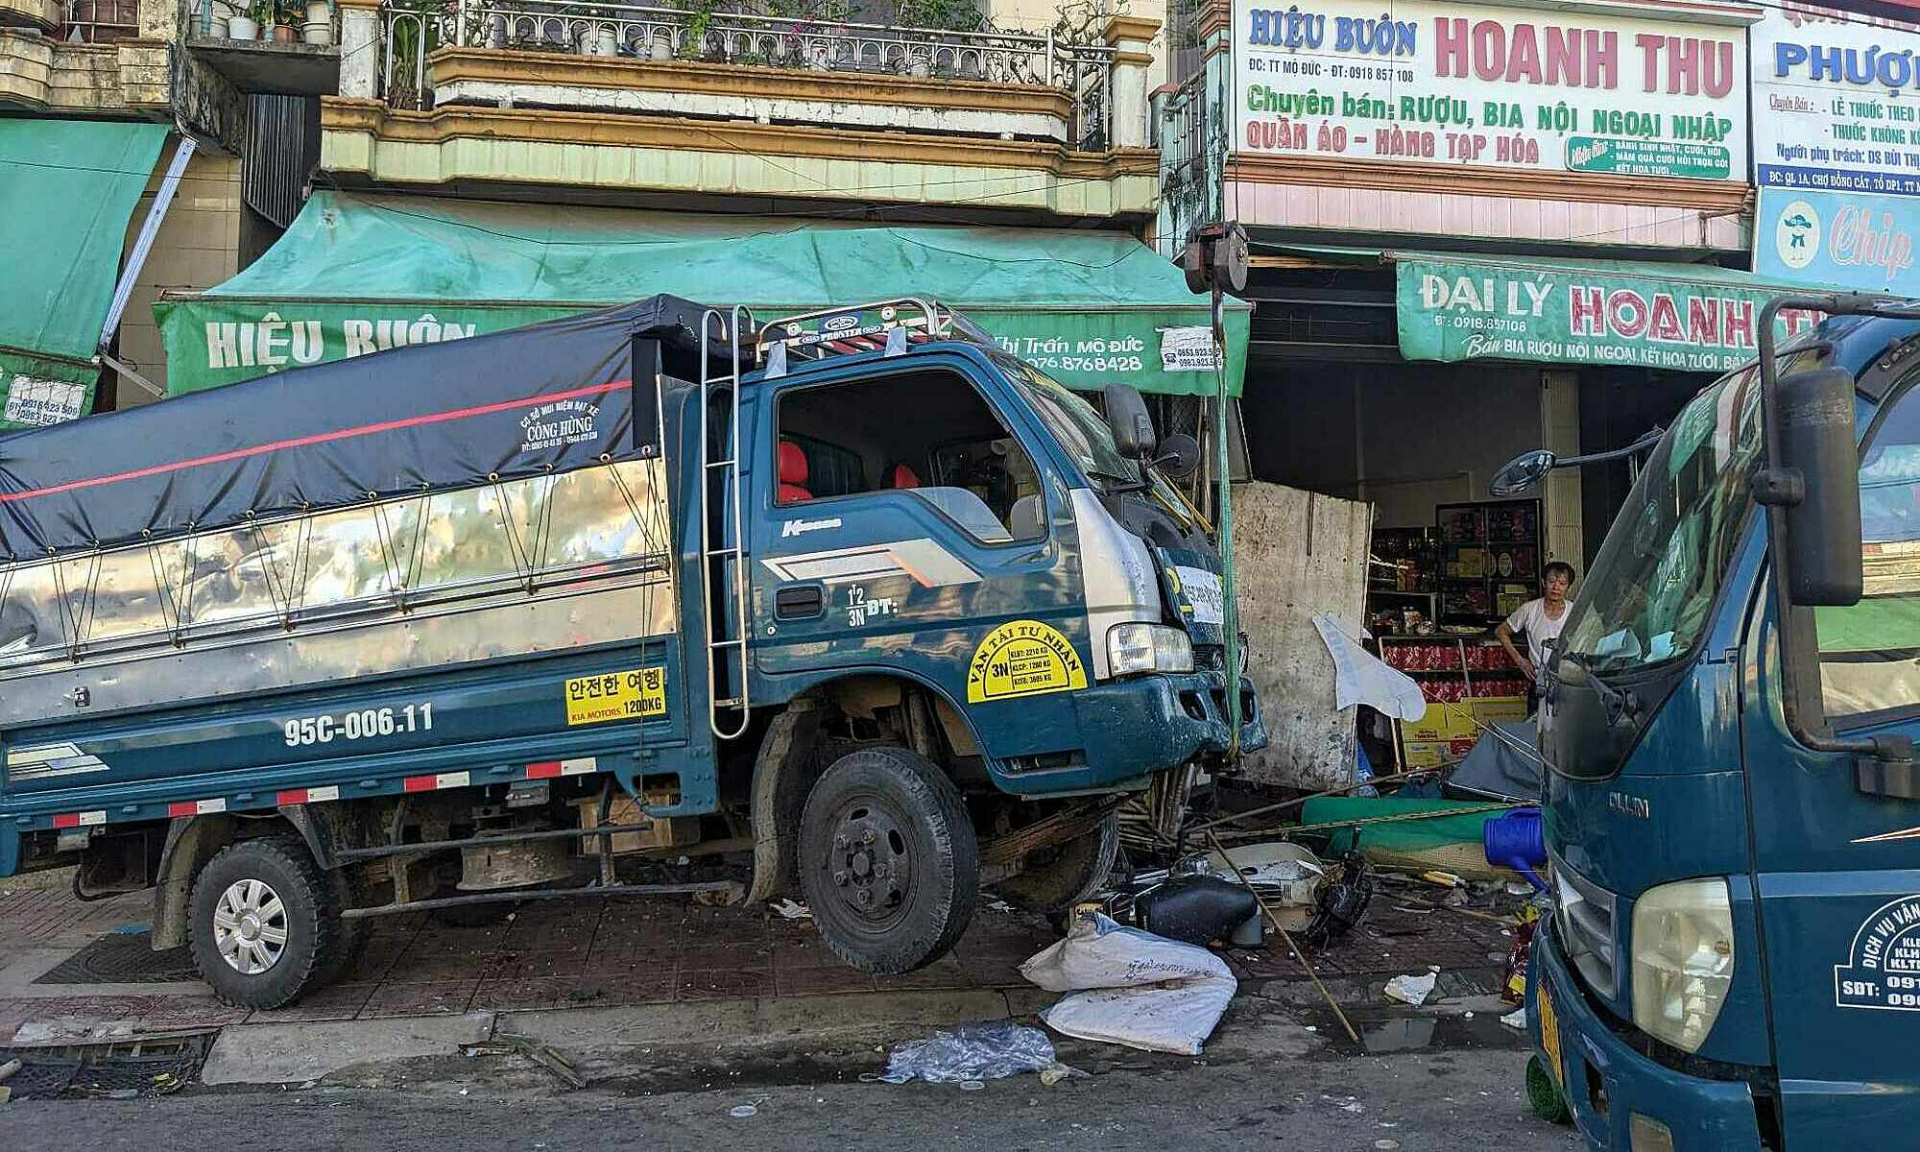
0,1046,1576,1152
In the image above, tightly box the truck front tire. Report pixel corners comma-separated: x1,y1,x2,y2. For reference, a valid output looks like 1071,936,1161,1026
797,746,978,975
188,836,341,1009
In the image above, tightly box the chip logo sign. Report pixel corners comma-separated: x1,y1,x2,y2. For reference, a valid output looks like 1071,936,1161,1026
520,398,601,454
1835,894,1920,1010
966,620,1088,703
1755,187,1920,295
1775,200,1821,271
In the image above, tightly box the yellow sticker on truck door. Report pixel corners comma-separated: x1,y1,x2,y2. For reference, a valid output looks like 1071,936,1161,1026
967,621,1088,703
565,667,668,725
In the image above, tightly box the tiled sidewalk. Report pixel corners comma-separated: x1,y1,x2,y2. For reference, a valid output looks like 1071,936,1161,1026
0,890,1059,1042
0,879,1516,1044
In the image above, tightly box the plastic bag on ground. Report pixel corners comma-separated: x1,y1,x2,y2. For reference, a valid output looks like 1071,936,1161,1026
1383,971,1437,1006
1020,913,1238,1056
876,1021,1057,1084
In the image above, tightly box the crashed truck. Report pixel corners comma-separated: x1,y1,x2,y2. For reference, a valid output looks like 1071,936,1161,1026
0,296,1265,1007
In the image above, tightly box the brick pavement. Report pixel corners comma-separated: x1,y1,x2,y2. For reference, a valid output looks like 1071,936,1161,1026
0,881,1515,1044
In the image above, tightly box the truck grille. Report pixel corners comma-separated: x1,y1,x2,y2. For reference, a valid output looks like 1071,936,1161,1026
1550,851,1619,1001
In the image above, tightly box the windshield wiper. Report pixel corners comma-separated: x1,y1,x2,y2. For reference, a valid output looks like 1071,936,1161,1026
1546,651,1635,728
1086,469,1147,495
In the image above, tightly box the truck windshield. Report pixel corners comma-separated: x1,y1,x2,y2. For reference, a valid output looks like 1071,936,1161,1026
1557,367,1765,676
1000,358,1146,488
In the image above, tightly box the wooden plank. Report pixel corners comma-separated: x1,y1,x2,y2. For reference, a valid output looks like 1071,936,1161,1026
1231,480,1371,789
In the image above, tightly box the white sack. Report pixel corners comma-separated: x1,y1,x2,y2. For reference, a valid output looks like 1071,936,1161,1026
1019,914,1238,1056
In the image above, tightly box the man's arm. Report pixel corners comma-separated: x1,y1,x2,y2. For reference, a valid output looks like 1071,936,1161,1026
1496,619,1534,681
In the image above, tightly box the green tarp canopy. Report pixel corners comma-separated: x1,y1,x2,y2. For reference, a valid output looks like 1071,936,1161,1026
157,191,1250,397
1,119,168,430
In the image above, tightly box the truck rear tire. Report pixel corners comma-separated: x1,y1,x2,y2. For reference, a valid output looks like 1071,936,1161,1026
188,836,340,1010
994,812,1119,914
797,746,978,975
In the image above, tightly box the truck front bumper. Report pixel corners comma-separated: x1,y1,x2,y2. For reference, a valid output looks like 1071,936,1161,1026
1531,918,1763,1150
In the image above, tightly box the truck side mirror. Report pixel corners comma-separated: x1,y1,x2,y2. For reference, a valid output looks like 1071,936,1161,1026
1103,383,1156,461
1155,433,1201,480
1754,366,1863,607
1491,449,1556,496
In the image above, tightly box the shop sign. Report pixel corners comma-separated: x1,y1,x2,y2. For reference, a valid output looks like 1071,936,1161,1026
1755,187,1920,294
1395,259,1824,373
156,301,1249,397
1751,2,1920,197
1232,0,1748,179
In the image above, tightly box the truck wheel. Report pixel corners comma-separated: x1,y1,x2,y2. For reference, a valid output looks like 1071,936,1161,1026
797,746,978,975
188,836,339,1010
994,813,1118,914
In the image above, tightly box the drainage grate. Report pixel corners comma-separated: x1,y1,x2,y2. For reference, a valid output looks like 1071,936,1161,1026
33,931,200,986
0,1032,212,1100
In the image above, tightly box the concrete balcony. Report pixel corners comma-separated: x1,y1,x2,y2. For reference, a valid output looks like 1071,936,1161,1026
0,27,51,107
183,0,341,95
321,0,1160,222
0,0,61,31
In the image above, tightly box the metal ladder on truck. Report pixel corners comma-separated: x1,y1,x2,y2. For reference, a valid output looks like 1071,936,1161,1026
699,305,755,741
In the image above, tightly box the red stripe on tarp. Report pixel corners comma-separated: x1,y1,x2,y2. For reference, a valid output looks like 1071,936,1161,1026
0,379,635,505
403,775,438,793
526,761,563,780
52,813,80,829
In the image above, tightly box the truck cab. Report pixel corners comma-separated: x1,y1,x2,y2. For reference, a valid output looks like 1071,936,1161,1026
0,295,1265,1007
1524,300,1920,1149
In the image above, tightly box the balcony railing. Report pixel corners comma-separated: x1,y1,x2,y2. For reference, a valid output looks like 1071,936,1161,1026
57,0,140,42
380,0,1114,149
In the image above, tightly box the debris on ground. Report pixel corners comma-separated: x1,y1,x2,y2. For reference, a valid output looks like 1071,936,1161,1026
1383,970,1439,1007
769,899,811,920
1501,1008,1527,1029
0,1058,19,1084
1022,913,1237,1056
875,1022,1057,1085
461,1033,586,1089
1134,875,1257,946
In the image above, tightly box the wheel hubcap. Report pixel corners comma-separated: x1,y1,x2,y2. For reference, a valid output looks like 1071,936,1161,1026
212,878,289,975
825,800,912,924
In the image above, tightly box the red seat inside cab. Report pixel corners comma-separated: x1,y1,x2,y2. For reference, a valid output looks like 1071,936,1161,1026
887,463,920,489
778,440,812,503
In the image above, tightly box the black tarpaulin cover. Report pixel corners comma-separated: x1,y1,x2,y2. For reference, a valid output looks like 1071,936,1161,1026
0,296,716,562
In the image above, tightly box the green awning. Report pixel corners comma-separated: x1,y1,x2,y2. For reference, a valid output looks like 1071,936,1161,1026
157,192,1250,397
1260,245,1831,375
1,119,168,429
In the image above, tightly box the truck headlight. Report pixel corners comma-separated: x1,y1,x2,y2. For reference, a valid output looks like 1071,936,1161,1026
1107,623,1194,676
1631,878,1734,1054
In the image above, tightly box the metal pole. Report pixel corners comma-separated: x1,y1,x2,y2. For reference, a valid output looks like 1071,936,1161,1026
99,135,196,356
1213,286,1241,757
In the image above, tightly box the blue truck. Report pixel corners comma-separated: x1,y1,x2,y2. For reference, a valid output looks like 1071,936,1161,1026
1506,294,1920,1149
0,295,1263,1008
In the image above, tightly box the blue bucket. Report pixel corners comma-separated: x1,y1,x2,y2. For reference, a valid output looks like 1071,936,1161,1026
1484,807,1547,892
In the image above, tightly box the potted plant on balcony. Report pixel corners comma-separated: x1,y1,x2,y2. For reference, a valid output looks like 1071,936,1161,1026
271,0,298,41
227,0,262,39
301,0,332,43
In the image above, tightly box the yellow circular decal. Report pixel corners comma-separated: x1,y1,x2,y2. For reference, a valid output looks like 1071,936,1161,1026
967,620,1088,703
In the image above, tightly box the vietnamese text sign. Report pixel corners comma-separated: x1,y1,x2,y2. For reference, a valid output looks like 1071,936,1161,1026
1395,259,1823,373
1756,187,1920,293
1752,3,1920,197
154,300,1251,398
1233,0,1748,179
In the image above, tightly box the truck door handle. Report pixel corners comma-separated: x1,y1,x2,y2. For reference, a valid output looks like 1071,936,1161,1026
775,584,825,619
